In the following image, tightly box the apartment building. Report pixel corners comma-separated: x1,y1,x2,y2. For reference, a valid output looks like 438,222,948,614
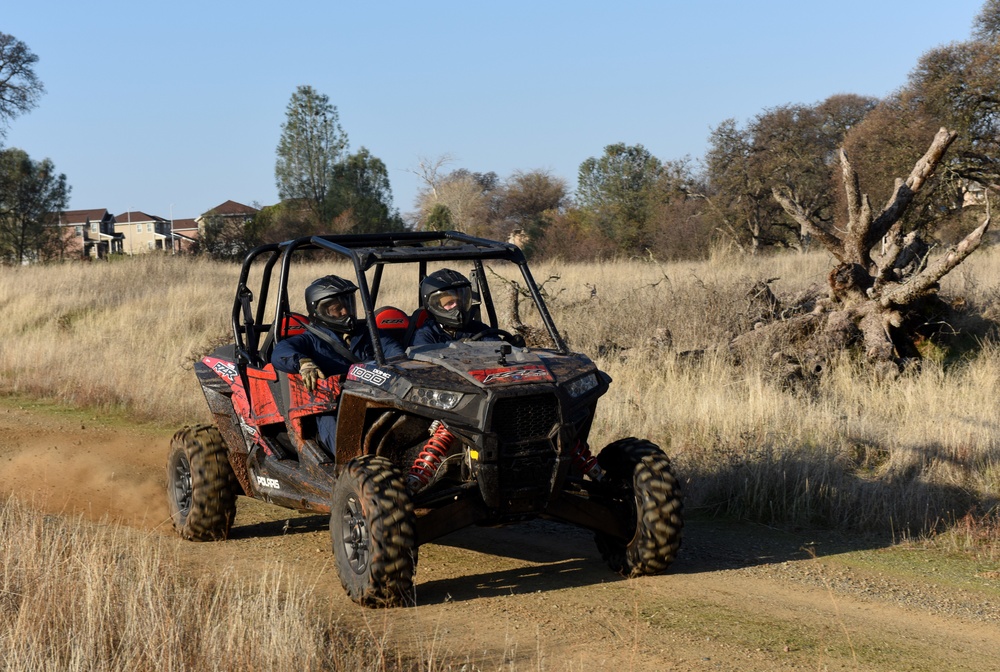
55,209,124,259
114,211,173,254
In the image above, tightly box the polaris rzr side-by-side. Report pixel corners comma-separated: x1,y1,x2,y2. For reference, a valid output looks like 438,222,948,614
166,231,682,606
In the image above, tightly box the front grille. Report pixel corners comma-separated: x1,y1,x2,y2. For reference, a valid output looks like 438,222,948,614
492,394,559,442
489,394,560,515
497,440,556,514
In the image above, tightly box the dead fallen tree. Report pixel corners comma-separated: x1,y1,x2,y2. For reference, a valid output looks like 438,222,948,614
732,127,992,375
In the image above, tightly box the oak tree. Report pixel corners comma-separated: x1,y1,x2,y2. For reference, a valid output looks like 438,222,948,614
577,143,663,254
497,169,568,255
0,148,69,264
704,95,876,254
328,147,405,233
905,0,1000,192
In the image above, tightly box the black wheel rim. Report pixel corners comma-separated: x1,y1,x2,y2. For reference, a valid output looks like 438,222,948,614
606,481,639,540
340,494,370,574
171,452,193,518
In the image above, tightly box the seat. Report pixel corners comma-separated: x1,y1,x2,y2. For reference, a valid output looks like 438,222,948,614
258,312,310,365
280,312,309,336
402,308,430,347
373,306,409,347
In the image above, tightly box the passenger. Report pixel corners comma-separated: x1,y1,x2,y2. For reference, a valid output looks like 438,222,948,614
271,275,403,454
412,269,498,346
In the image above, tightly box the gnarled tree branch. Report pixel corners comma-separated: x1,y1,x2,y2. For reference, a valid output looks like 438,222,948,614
879,210,991,307
840,147,866,261
771,187,845,262
754,126,990,368
863,127,957,254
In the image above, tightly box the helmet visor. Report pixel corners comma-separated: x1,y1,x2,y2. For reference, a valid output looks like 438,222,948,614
427,285,472,329
315,294,356,330
430,286,471,314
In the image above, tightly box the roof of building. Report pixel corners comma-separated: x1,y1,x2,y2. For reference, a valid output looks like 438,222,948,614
115,211,166,223
171,218,198,231
204,200,259,216
58,209,112,225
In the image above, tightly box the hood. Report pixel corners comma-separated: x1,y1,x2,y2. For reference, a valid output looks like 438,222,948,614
406,341,554,387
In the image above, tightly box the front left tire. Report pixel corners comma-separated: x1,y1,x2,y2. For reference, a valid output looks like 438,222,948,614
330,455,417,607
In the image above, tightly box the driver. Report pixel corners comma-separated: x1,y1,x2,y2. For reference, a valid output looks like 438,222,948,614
412,269,499,346
271,274,404,454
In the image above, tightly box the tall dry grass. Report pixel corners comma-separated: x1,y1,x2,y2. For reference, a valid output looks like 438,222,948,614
1,248,1000,537
0,254,237,421
529,247,1000,535
0,496,395,672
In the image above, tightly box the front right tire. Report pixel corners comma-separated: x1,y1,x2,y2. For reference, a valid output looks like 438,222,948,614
594,438,683,576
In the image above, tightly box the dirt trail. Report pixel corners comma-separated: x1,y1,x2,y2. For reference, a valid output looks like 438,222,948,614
3,398,1000,671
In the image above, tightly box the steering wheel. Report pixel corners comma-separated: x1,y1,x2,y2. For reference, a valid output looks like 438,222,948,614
467,328,525,347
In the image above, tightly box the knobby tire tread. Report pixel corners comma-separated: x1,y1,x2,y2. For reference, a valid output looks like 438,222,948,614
332,455,416,607
168,424,238,541
596,437,683,577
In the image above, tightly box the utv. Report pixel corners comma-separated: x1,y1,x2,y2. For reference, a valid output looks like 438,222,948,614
167,231,682,606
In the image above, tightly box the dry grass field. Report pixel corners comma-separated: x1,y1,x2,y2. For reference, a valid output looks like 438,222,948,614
2,247,999,536
2,246,1000,669
0,494,411,671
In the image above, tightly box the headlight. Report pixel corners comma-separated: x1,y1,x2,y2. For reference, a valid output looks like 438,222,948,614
566,372,599,397
409,387,464,410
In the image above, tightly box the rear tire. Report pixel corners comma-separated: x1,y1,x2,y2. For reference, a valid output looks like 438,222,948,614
594,438,683,576
166,424,238,541
330,455,417,607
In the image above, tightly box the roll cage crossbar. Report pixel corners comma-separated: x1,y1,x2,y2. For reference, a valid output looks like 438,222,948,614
230,230,569,369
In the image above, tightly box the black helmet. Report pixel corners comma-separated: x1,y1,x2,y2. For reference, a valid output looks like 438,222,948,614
420,269,473,330
304,275,358,333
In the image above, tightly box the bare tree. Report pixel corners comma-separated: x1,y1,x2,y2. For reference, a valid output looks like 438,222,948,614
411,161,500,235
737,128,990,369
432,171,493,234
409,154,455,205
0,32,44,139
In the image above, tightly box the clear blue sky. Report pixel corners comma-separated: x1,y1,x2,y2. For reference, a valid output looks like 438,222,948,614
2,1,987,221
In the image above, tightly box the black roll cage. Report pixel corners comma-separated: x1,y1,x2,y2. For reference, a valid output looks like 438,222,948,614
230,230,569,371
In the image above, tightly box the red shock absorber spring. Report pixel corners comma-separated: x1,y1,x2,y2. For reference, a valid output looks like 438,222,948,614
570,440,604,481
407,421,456,491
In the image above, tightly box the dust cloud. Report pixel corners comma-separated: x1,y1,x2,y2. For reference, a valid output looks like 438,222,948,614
0,404,171,530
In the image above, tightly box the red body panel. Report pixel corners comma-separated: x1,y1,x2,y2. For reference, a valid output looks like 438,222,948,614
201,355,340,449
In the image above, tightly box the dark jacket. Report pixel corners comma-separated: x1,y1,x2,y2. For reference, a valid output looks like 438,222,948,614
271,323,404,375
411,319,497,346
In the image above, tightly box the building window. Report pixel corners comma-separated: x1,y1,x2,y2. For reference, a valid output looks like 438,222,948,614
148,223,155,233
75,226,83,236
91,222,98,232
148,241,154,250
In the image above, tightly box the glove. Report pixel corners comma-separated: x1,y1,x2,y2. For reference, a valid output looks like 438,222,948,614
298,357,326,392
